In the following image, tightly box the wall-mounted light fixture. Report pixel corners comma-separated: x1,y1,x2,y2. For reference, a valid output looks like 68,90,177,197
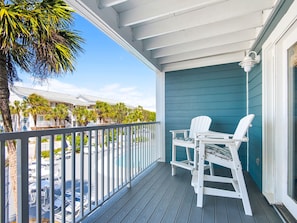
239,51,261,73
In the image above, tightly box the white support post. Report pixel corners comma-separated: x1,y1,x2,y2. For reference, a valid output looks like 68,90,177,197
156,71,166,162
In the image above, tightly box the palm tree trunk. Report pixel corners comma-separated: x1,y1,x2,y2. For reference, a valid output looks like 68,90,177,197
17,113,21,131
0,52,18,217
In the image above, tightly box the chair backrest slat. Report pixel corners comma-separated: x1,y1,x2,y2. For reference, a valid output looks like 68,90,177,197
233,114,255,149
189,116,212,139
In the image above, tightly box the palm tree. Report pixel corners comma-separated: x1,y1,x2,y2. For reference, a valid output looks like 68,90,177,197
10,100,22,131
25,93,50,128
0,0,83,215
46,103,69,127
95,101,112,123
133,105,145,122
112,102,128,124
73,106,97,126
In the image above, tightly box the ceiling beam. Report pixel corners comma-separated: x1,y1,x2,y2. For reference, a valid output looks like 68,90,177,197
162,52,245,72
152,29,256,58
159,41,253,65
133,0,274,40
98,0,128,8
119,0,227,27
144,12,262,50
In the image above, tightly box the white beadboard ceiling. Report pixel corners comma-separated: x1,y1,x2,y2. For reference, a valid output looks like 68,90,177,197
65,0,277,72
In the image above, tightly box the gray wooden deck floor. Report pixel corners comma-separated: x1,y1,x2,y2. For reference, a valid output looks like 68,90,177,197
85,162,281,223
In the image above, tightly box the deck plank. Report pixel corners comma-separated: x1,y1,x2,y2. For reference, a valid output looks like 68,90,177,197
85,163,282,223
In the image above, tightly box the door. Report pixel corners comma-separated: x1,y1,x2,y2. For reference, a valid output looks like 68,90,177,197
276,19,297,218
262,2,297,219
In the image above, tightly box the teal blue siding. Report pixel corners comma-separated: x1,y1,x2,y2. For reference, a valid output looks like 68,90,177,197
164,0,294,193
165,63,248,168
249,61,263,190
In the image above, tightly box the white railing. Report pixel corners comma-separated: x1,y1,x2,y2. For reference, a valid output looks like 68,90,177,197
0,122,160,223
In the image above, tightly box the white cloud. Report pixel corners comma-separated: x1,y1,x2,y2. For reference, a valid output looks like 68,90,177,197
14,78,156,111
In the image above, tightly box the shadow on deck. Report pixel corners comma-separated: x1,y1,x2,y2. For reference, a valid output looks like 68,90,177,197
84,162,281,223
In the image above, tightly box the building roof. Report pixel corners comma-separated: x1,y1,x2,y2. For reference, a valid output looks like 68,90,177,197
77,94,119,105
9,86,137,109
10,86,90,106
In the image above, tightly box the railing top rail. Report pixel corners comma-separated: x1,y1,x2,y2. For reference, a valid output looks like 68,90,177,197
0,121,160,140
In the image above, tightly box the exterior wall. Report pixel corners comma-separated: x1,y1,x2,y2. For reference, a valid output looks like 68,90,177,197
165,63,247,167
248,61,263,190
247,0,293,191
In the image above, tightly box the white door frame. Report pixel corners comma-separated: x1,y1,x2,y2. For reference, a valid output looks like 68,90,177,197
262,1,297,219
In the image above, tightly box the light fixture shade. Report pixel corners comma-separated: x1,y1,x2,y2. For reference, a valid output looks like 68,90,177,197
239,51,261,73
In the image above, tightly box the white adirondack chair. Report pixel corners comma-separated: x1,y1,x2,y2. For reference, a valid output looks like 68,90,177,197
191,114,255,216
170,116,212,176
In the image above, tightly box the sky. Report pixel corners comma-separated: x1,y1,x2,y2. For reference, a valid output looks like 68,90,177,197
15,13,156,111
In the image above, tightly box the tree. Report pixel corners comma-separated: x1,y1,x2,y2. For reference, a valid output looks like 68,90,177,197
125,105,144,123
95,101,112,123
25,93,50,128
143,110,156,122
73,106,97,126
112,102,128,124
9,100,22,131
46,103,69,127
0,0,83,216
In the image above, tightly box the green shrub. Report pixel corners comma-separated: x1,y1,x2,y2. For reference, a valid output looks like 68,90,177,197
41,137,48,143
54,148,62,154
41,150,50,158
55,135,62,141
41,148,63,158
66,134,88,153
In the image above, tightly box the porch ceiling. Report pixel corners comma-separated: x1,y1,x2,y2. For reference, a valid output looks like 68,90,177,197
65,0,277,72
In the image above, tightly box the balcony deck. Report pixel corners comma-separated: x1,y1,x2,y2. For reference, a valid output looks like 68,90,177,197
86,162,281,223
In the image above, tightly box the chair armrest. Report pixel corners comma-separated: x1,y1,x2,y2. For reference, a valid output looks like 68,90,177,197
170,129,190,138
169,129,189,134
197,137,248,145
196,131,233,139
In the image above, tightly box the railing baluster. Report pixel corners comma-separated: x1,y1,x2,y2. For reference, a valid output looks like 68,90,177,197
36,136,41,223
116,128,119,191
121,127,124,187
107,128,110,197
111,128,114,194
48,135,55,223
71,132,76,222
137,126,140,172
17,138,29,223
127,126,131,188
61,134,66,223
94,130,99,206
100,129,104,202
132,126,135,178
80,131,84,218
88,130,92,211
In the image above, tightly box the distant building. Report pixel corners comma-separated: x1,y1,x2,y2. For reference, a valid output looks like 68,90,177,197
8,86,116,131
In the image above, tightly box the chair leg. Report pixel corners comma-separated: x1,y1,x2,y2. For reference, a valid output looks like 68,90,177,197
172,165,176,176
186,147,192,164
172,145,176,176
234,167,252,216
196,145,205,207
209,162,214,175
193,148,197,171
